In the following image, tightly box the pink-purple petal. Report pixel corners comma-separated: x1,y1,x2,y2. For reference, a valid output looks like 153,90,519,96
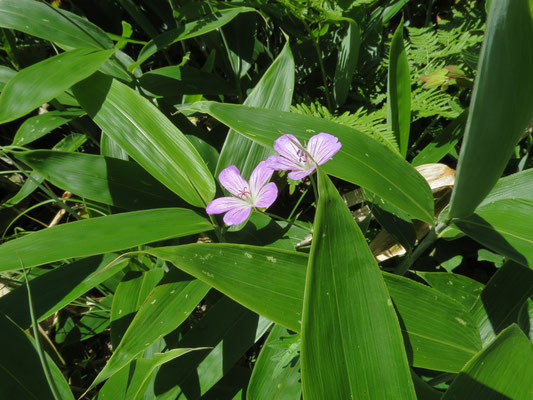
254,182,278,208
223,205,252,225
265,155,300,171
273,134,303,162
218,165,248,196
307,132,342,166
288,168,315,180
249,161,274,195
206,197,248,215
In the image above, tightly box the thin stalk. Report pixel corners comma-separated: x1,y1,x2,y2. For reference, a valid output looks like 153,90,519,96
394,221,448,275
308,174,319,203
303,21,333,112
22,265,61,400
287,186,311,221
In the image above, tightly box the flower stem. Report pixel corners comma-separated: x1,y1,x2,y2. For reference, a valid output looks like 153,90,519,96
308,174,319,204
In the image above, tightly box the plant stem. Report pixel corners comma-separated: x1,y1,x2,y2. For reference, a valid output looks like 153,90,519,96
308,174,319,203
303,21,333,112
22,265,62,400
394,221,447,275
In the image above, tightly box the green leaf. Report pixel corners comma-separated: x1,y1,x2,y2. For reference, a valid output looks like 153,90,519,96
148,244,306,331
186,102,434,223
470,261,533,346
149,243,482,372
16,151,184,210
454,199,533,267
90,270,209,388
333,20,361,107
147,296,271,399
216,40,294,179
139,65,235,98
0,65,16,90
301,170,415,399
449,0,533,218
2,133,86,209
130,6,257,71
0,0,113,49
96,348,197,400
0,208,211,271
0,312,74,400
417,272,484,309
0,48,114,124
72,72,215,207
387,19,411,157
479,168,533,207
110,268,164,349
247,324,301,400
12,109,84,146
0,254,128,330
442,325,533,400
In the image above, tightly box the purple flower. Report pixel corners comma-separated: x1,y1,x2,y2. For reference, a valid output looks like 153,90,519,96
206,161,278,226
266,133,342,180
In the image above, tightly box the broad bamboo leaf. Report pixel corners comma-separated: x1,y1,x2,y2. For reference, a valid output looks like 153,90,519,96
147,296,271,399
387,20,411,157
0,312,74,400
139,65,235,98
90,270,210,388
96,349,197,400
16,151,183,210
131,7,257,71
333,19,360,106
110,268,164,348
0,48,114,123
12,109,84,146
0,208,212,271
0,65,16,90
0,254,128,330
186,102,434,223
470,261,533,346
442,325,533,400
148,242,481,373
0,0,113,49
454,199,533,267
2,133,86,208
417,272,484,309
449,0,533,218
216,40,294,179
300,170,415,399
247,324,301,400
73,73,215,207
479,168,533,206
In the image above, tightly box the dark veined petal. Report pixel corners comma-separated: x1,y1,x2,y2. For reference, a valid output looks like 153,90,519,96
206,196,248,214
288,168,315,180
218,165,248,196
254,182,278,208
307,132,342,165
273,134,304,163
265,155,300,171
223,204,252,225
249,161,274,196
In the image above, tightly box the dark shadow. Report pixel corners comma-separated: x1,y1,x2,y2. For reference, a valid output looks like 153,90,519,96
102,156,185,210
480,261,533,336
446,373,512,399
226,218,292,247
72,72,113,118
455,213,528,267
0,255,107,329
152,297,260,399
393,300,414,366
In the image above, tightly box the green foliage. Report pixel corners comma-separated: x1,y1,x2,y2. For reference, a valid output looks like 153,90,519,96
0,0,532,398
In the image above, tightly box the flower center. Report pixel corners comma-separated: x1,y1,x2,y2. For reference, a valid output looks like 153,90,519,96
237,187,251,200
